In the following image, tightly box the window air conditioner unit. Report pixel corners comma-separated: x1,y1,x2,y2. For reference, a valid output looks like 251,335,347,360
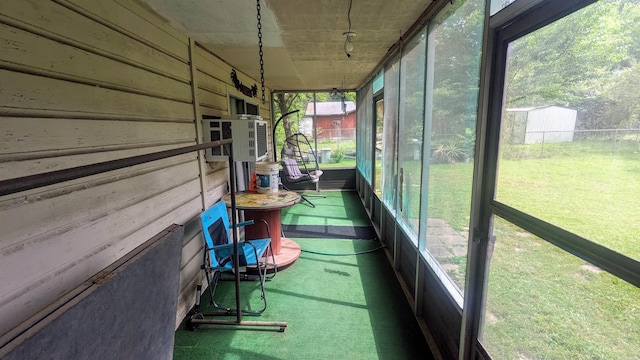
203,115,269,162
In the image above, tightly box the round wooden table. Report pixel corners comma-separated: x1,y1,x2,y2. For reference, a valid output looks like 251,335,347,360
222,190,302,269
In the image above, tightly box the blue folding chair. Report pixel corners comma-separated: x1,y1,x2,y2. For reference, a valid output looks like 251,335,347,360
200,201,276,315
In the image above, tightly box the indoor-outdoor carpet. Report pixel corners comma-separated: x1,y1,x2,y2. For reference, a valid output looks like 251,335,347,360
173,239,434,360
281,191,377,240
281,224,377,239
173,190,434,359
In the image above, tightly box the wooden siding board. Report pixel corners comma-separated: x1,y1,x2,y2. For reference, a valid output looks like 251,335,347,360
0,0,190,82
194,46,272,119
197,70,227,96
0,0,209,340
0,70,193,121
0,159,199,251
199,106,225,118
0,143,197,181
112,0,189,45
0,0,283,336
203,168,228,209
179,238,204,287
180,215,204,268
198,89,228,111
60,0,189,62
0,192,201,337
0,24,191,102
175,253,204,327
188,38,208,212
180,233,204,275
0,117,195,155
175,215,206,329
194,48,231,82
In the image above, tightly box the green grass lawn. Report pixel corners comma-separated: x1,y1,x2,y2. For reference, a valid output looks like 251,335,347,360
426,142,640,359
482,147,640,359
485,218,640,360
319,159,356,168
496,154,640,260
363,139,639,358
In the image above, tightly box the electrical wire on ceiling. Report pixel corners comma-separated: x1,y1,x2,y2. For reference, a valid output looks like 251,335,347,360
343,0,355,58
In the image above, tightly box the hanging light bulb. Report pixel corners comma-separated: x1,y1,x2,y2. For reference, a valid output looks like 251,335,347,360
345,38,354,53
343,0,355,58
343,31,356,57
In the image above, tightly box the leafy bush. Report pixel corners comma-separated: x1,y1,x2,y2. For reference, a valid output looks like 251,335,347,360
431,140,465,163
431,128,475,164
332,146,345,163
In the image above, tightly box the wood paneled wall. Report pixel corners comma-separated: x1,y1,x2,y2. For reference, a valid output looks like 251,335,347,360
0,0,271,335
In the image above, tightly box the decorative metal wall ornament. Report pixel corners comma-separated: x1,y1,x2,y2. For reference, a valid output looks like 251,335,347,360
230,69,258,98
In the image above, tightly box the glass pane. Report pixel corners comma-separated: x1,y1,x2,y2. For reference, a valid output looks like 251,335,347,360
495,1,640,261
482,216,640,359
490,0,517,16
273,92,309,161
314,91,357,169
356,85,372,179
397,29,426,239
373,69,384,95
374,98,384,196
382,57,399,213
420,0,484,294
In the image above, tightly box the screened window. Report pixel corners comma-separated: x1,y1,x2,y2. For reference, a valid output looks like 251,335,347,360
483,1,640,357
374,97,384,196
273,92,357,169
382,57,400,213
419,0,484,295
482,217,640,358
397,29,426,240
316,91,357,169
357,83,373,182
495,0,640,262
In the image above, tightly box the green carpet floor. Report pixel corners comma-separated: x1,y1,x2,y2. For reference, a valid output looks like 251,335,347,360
281,191,372,227
174,191,433,360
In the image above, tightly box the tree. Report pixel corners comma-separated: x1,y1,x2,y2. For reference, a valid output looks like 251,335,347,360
274,93,301,141
430,0,484,138
504,0,640,130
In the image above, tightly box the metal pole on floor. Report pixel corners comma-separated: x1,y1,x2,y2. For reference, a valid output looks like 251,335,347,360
190,142,287,332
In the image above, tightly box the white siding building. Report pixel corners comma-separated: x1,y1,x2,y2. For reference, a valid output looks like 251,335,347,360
505,106,578,144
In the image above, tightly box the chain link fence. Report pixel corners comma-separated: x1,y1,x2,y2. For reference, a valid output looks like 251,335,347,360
501,128,640,159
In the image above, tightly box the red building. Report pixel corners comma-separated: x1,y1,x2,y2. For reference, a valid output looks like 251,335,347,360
305,101,356,140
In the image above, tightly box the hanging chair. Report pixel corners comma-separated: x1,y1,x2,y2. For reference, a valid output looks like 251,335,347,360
280,133,325,207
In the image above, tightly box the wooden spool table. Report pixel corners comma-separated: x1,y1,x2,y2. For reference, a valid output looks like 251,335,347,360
222,190,302,269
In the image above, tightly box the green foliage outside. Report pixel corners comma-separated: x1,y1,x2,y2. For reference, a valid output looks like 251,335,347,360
505,0,640,130
272,92,357,168
369,1,640,358
478,9,640,356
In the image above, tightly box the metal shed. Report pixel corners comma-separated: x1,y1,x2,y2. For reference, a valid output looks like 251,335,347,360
505,106,577,144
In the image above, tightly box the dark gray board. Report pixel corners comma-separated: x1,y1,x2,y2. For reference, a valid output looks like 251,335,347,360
0,224,184,360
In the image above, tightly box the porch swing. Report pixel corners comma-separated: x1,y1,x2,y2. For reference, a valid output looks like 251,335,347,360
280,132,325,207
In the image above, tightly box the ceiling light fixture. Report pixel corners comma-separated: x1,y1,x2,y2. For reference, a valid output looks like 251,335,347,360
344,31,356,54
343,0,355,58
